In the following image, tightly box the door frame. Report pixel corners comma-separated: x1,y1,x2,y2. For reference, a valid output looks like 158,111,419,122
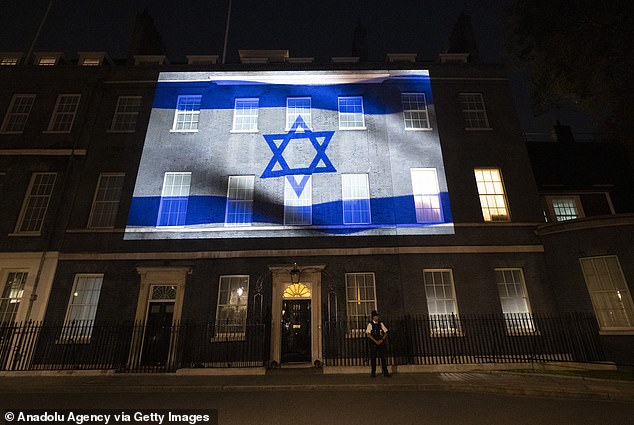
129,267,191,369
269,264,325,365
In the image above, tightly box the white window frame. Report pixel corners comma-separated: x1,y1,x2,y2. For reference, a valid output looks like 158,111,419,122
171,95,202,132
60,274,103,343
225,175,255,226
402,93,431,130
459,92,491,130
157,172,191,227
546,195,584,222
345,272,377,332
109,96,142,133
214,275,249,340
286,97,311,130
341,174,371,225
411,168,442,223
15,172,57,234
423,269,461,336
88,173,125,229
231,98,259,132
580,256,634,333
0,271,28,323
1,94,36,134
46,94,81,133
474,168,510,222
495,268,535,334
338,96,366,130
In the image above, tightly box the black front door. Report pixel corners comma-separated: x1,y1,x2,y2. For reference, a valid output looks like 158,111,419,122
141,302,174,366
281,299,311,363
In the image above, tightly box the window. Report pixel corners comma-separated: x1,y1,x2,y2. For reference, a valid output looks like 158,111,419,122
411,168,442,223
459,93,490,129
423,269,460,334
61,274,103,341
172,95,202,131
47,94,80,133
580,256,634,331
88,173,125,228
284,176,312,225
286,97,311,129
157,172,191,226
0,56,20,66
225,176,255,226
15,173,57,233
232,98,259,132
345,273,377,330
342,174,371,224
1,94,35,133
402,93,430,130
37,56,58,66
110,96,142,132
0,272,28,323
215,275,249,338
474,168,510,222
338,96,365,129
549,196,583,222
495,269,534,333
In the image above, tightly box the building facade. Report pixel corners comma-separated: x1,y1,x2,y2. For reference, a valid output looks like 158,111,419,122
0,47,632,370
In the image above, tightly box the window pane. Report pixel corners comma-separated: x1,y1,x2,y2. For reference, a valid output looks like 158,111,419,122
345,273,376,329
402,93,430,129
1,95,35,133
215,275,249,336
474,168,509,222
89,174,125,228
62,275,103,339
580,256,634,330
157,172,191,226
411,168,442,223
338,96,365,129
423,270,460,333
342,174,371,224
286,97,311,129
233,98,259,131
0,272,28,323
48,95,80,132
284,175,312,225
111,96,141,132
225,176,254,226
551,198,580,221
17,173,57,233
459,93,490,129
173,95,202,131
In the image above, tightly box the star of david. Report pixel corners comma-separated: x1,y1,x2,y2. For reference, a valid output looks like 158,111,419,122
261,116,336,179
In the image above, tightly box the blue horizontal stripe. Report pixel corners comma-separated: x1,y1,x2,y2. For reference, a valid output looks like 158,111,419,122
151,77,433,114
127,193,452,232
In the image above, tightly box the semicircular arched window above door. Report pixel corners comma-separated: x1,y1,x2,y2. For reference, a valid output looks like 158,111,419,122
283,282,311,299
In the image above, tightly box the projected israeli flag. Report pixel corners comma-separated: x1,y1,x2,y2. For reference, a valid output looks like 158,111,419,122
125,70,454,239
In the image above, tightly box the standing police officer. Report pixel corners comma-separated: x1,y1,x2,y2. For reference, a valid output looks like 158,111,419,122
366,310,390,377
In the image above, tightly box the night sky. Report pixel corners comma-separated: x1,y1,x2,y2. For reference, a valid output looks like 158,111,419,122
0,0,591,134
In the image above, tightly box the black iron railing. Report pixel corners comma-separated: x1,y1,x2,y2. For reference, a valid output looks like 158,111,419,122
323,313,605,366
0,313,606,372
0,321,267,372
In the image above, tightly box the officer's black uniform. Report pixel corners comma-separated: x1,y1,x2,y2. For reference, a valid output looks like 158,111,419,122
368,320,389,377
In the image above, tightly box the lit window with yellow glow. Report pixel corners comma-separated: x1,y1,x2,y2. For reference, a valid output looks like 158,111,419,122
474,168,510,222
345,273,376,329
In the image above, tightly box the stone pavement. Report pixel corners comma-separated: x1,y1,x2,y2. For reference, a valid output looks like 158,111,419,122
1,369,633,402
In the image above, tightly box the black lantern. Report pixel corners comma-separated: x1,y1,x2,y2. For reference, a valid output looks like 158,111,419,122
290,262,301,284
